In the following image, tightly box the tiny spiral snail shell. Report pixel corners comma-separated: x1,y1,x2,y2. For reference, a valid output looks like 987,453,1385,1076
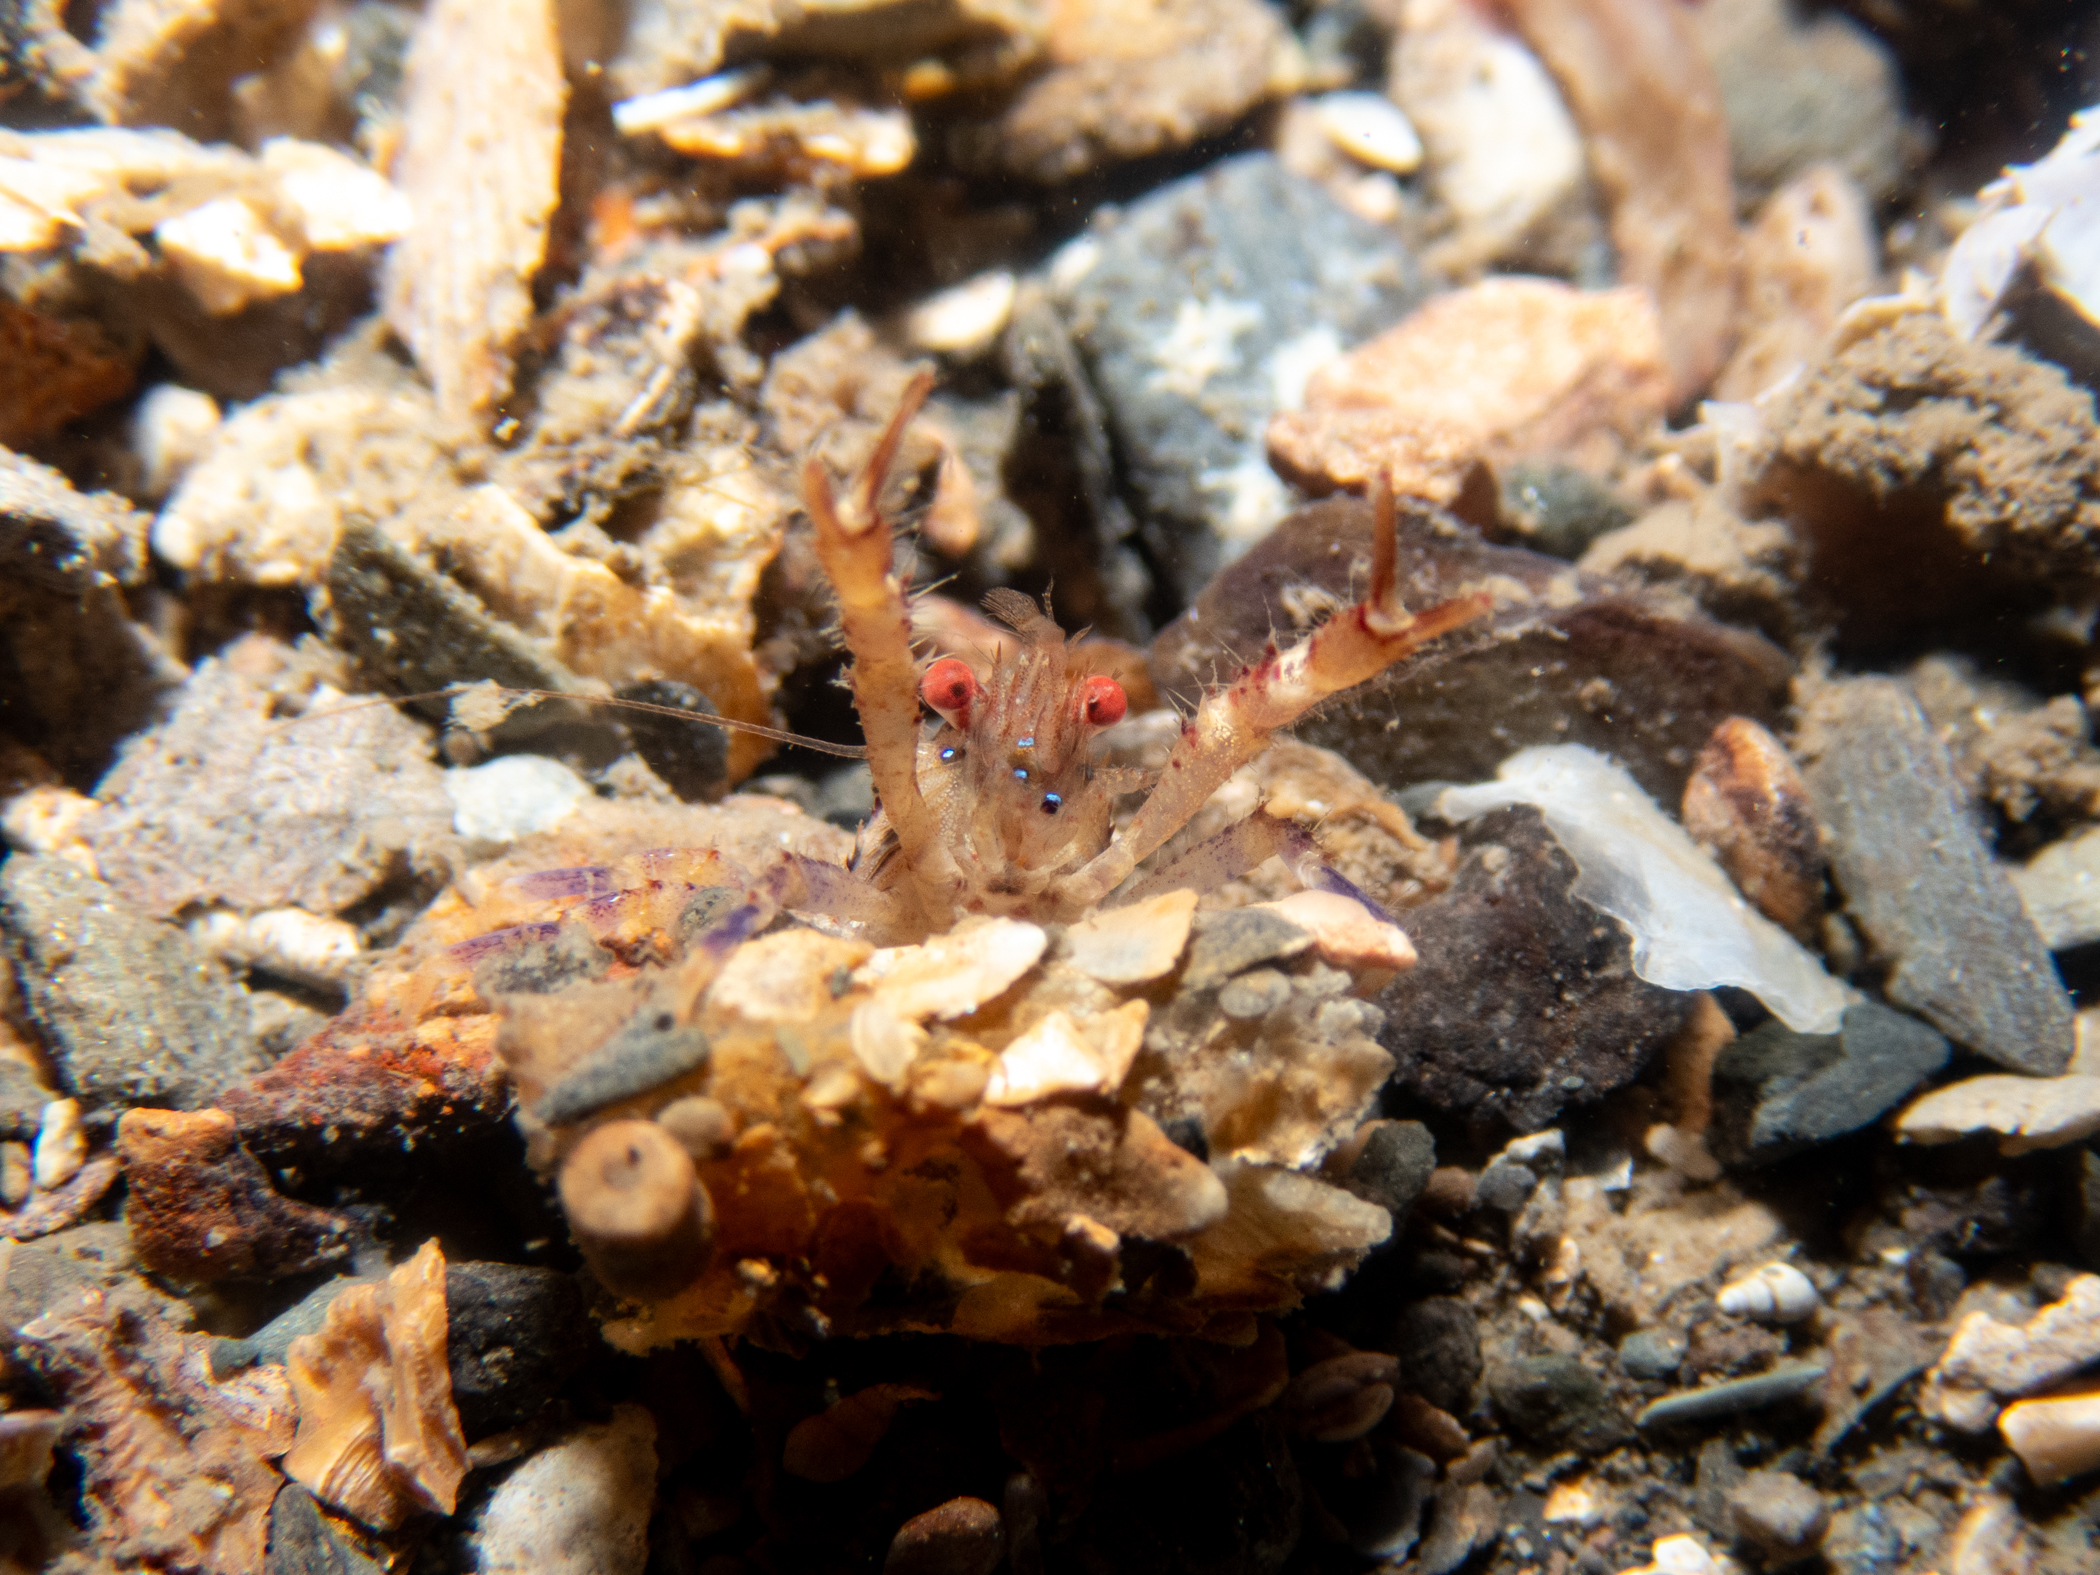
1716,1261,1819,1323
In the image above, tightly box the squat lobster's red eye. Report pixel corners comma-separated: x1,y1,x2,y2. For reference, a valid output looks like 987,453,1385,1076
1078,675,1127,728
920,658,980,725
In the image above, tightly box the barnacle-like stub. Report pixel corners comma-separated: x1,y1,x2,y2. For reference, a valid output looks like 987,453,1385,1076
412,805,1409,1349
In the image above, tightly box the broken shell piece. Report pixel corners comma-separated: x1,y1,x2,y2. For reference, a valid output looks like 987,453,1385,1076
257,138,413,251
983,1005,1146,1107
190,907,365,992
1061,889,1198,985
1312,92,1423,174
154,197,303,316
1716,1261,1819,1323
31,1097,85,1192
856,918,1048,1021
284,1240,469,1531
1259,890,1417,984
558,1120,714,1301
654,100,916,177
1894,1073,2100,1156
850,997,927,1092
132,384,221,500
2000,1388,2100,1486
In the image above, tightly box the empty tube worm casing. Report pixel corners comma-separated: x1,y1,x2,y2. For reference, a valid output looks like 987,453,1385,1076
558,1119,714,1300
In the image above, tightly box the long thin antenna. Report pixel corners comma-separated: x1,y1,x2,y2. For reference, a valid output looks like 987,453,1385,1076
274,685,871,760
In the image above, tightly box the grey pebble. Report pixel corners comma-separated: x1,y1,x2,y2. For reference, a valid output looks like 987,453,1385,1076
1617,1328,1686,1382
1218,968,1293,1020
535,987,712,1127
1709,1001,1949,1166
1346,1120,1435,1225
1636,1358,1830,1429
1058,152,1422,600
266,1483,384,1575
1799,677,2072,1074
1,854,267,1115
1489,1354,1631,1454
1182,908,1312,993
1475,1161,1537,1213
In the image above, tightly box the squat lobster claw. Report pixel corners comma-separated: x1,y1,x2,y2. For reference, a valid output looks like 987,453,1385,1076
802,370,1492,941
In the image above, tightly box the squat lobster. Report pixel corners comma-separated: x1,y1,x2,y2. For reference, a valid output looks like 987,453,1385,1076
797,372,1491,942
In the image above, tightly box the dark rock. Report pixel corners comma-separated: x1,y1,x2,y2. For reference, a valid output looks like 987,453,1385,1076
1375,808,1694,1131
1316,1439,1437,1560
1152,497,1793,806
210,1277,361,1377
1488,1354,1631,1454
1709,1002,1949,1166
1058,154,1423,600
0,1222,158,1329
1497,461,1635,561
1000,289,1149,640
1062,1410,1301,1575
0,452,171,781
445,1261,592,1439
0,854,267,1114
1345,1120,1434,1224
884,1495,1004,1575
1180,907,1312,993
266,1483,383,1575
1388,1298,1481,1418
1617,1329,1686,1382
0,448,147,592
1895,1168,2045,1261
611,680,729,803
1475,1161,1537,1213
1797,676,2073,1074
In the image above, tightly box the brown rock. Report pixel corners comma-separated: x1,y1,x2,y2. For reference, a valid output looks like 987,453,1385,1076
1752,312,2100,650
885,1496,1004,1575
987,0,1286,183
784,1383,939,1484
116,1106,357,1281
1151,496,1792,806
1680,716,1825,939
0,297,137,447
217,1010,506,1178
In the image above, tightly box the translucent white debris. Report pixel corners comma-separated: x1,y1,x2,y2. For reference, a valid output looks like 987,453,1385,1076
446,755,591,843
31,1098,85,1192
190,907,366,992
131,385,221,501
1940,103,2100,338
1313,92,1424,174
903,270,1017,356
1436,746,1849,1032
855,918,1048,1022
612,68,769,135
154,196,303,316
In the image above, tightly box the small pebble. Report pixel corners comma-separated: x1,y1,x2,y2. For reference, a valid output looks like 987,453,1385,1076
0,1142,29,1208
904,271,1017,356
468,1406,656,1575
1218,968,1292,1020
446,755,591,843
1725,1468,1830,1560
1476,1160,1537,1212
1313,91,1425,174
1618,1328,1686,1381
884,1495,1004,1575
